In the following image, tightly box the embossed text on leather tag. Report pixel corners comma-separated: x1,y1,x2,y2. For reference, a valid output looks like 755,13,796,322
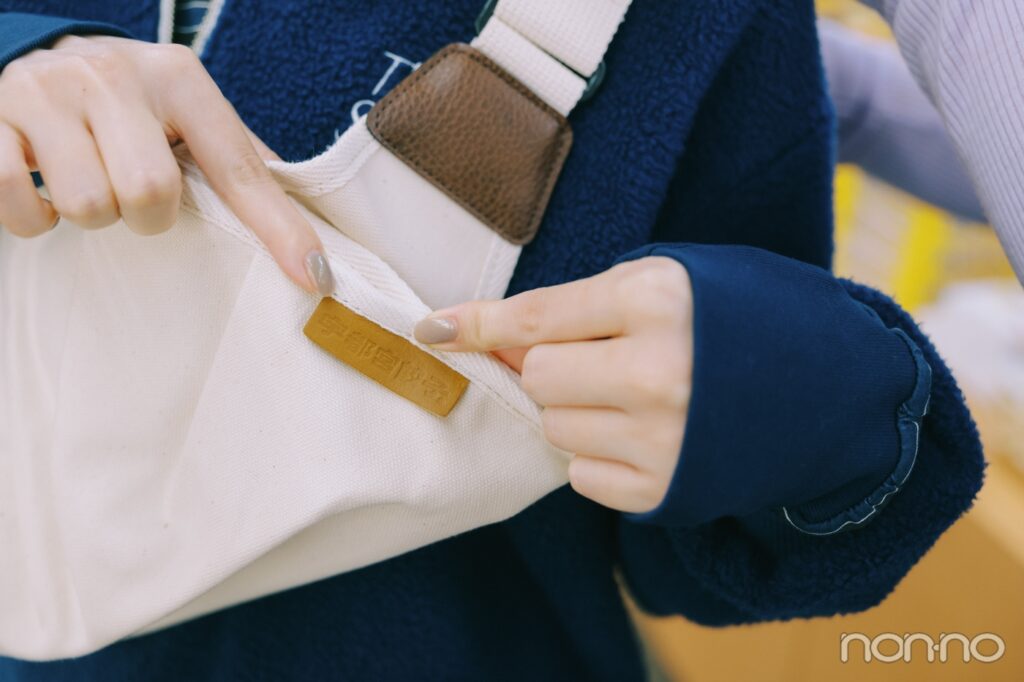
304,298,468,417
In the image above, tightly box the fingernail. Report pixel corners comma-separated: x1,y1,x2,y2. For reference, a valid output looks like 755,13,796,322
414,316,458,344
304,250,335,296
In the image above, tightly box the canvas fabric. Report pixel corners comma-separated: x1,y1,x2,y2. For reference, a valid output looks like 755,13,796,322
0,0,631,660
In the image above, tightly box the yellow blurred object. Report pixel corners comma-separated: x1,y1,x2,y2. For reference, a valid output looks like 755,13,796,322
831,166,1015,310
817,0,892,37
889,203,950,310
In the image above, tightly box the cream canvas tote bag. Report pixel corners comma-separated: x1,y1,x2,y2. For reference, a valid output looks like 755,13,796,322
0,0,631,660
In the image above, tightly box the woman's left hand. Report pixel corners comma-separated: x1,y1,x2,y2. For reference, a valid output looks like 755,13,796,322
414,257,693,514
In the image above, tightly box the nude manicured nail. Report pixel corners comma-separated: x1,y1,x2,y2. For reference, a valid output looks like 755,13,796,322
304,250,335,296
414,317,458,344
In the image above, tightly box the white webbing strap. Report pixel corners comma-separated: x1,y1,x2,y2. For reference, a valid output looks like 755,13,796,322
331,0,633,311
471,0,632,116
495,0,629,77
473,19,586,115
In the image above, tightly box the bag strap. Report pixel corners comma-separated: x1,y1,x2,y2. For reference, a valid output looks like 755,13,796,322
471,0,632,115
272,1,634,311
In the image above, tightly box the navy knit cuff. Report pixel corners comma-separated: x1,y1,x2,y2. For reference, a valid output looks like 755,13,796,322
781,324,932,535
612,243,925,533
0,13,133,70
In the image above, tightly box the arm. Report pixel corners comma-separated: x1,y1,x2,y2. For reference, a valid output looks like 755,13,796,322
614,243,983,623
859,0,1024,279
399,0,985,623
819,18,985,222
604,81,983,620
414,244,984,624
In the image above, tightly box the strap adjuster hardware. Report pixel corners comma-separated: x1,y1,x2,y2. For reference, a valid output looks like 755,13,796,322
474,0,606,102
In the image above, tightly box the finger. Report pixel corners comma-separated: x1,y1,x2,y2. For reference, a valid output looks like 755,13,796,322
87,101,182,235
568,454,666,514
413,270,627,351
0,124,57,236
541,406,640,463
23,117,120,229
166,73,330,294
491,347,527,373
523,338,690,411
521,339,631,408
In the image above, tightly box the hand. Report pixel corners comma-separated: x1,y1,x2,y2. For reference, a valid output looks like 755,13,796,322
0,35,333,295
414,257,693,514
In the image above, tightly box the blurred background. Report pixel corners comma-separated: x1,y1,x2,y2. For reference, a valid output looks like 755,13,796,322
632,1,1024,680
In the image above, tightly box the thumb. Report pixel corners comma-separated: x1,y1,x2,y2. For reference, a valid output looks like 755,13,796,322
411,298,516,353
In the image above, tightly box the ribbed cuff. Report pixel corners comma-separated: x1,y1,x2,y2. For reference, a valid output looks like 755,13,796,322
0,13,132,69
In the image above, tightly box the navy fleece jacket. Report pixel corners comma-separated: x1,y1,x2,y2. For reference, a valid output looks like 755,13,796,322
0,2,984,680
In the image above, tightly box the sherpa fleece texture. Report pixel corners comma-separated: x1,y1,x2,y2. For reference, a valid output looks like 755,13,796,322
0,1,984,680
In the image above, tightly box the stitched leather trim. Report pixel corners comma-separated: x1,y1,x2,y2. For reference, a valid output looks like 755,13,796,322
367,43,573,245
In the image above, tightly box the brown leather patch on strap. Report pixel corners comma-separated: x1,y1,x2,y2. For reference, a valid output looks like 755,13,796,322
367,43,573,245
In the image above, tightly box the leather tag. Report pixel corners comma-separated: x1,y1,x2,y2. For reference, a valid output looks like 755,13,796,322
304,298,469,417
367,43,573,245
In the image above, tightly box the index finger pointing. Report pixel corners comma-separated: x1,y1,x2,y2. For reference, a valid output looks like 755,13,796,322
165,68,331,295
413,271,625,352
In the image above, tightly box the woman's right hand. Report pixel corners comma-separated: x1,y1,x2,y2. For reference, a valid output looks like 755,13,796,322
0,34,334,295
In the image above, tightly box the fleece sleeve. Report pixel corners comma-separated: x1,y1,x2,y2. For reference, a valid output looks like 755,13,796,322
614,242,984,623
0,12,131,68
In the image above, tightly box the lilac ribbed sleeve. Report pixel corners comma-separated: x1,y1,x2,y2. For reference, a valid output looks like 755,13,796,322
864,0,1024,281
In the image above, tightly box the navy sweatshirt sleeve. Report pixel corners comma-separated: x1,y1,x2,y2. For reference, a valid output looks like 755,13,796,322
0,12,131,67
621,243,929,534
613,242,985,623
